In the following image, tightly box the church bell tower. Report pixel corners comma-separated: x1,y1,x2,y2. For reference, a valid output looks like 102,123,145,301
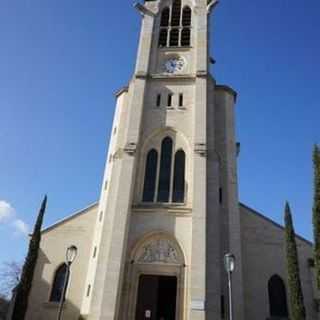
82,1,245,319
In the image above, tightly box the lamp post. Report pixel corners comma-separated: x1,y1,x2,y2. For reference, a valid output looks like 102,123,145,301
57,245,78,320
224,253,235,320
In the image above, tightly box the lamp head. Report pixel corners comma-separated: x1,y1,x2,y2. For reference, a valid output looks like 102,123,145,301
224,253,235,273
66,245,78,265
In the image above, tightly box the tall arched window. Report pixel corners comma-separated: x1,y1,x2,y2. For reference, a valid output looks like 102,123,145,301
157,137,173,202
173,150,185,203
143,149,158,202
50,264,68,302
268,275,289,318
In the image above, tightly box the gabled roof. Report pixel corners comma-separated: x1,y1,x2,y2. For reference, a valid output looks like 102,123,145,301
240,202,313,246
41,202,98,234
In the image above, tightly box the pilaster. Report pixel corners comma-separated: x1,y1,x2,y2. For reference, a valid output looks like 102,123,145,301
190,74,207,320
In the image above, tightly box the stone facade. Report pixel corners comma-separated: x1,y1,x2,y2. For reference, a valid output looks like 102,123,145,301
23,1,319,320
25,203,98,320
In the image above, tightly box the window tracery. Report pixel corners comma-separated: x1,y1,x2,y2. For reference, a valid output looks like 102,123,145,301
158,2,192,47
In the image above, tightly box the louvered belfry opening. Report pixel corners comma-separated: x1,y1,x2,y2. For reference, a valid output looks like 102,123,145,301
158,1,192,47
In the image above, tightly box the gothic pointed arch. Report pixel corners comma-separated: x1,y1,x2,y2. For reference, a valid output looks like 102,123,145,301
131,231,185,266
142,149,158,202
49,263,68,302
182,6,192,26
160,7,170,26
173,149,185,203
139,128,190,204
157,137,173,202
171,0,182,26
268,274,289,317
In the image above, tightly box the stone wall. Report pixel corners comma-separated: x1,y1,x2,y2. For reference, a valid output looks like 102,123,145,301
25,203,98,320
240,203,318,320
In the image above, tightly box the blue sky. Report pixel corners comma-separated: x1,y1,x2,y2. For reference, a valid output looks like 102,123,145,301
0,0,319,266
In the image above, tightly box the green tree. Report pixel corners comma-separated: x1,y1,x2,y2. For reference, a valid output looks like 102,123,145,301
11,196,47,320
284,202,306,320
313,145,320,289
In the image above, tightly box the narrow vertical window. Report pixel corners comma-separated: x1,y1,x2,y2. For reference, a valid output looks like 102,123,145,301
181,28,191,47
157,137,173,202
221,295,225,319
160,7,170,27
171,0,182,26
86,284,91,297
158,29,168,47
93,246,97,258
169,29,179,46
142,149,158,202
179,94,183,107
172,150,185,203
167,94,173,107
182,6,192,26
268,275,289,317
219,188,223,204
156,94,161,107
50,264,68,302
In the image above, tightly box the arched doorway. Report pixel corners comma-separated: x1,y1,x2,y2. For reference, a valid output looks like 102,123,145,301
124,232,185,320
268,274,289,318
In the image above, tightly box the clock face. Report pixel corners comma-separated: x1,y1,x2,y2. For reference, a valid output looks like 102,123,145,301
164,57,185,73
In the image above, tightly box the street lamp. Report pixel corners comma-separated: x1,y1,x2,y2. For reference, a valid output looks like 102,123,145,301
224,253,235,320
57,245,78,320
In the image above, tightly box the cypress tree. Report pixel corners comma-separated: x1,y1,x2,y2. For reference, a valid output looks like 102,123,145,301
11,196,47,320
284,201,306,320
313,145,320,289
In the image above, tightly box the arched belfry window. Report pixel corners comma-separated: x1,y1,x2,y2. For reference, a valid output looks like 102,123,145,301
157,137,173,202
181,28,191,47
158,2,192,47
160,7,170,27
182,6,191,26
169,29,179,47
50,264,68,302
171,0,181,26
268,275,289,318
143,149,158,202
173,150,185,203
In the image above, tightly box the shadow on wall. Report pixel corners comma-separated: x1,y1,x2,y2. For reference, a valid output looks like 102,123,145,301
7,249,85,320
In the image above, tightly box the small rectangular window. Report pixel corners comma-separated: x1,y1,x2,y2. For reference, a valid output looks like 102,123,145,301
179,94,183,107
156,94,161,107
99,211,103,222
221,295,225,319
167,94,173,107
86,285,91,297
219,187,223,204
93,246,97,258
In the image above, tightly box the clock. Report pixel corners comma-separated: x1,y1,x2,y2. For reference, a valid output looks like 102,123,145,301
164,57,185,73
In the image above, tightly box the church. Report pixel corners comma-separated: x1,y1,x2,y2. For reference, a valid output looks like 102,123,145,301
24,1,318,320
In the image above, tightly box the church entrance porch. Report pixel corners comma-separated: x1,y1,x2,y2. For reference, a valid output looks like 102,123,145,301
122,232,186,320
135,275,177,320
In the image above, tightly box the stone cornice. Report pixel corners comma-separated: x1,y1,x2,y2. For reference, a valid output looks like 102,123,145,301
132,204,192,216
114,86,129,98
215,84,238,103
